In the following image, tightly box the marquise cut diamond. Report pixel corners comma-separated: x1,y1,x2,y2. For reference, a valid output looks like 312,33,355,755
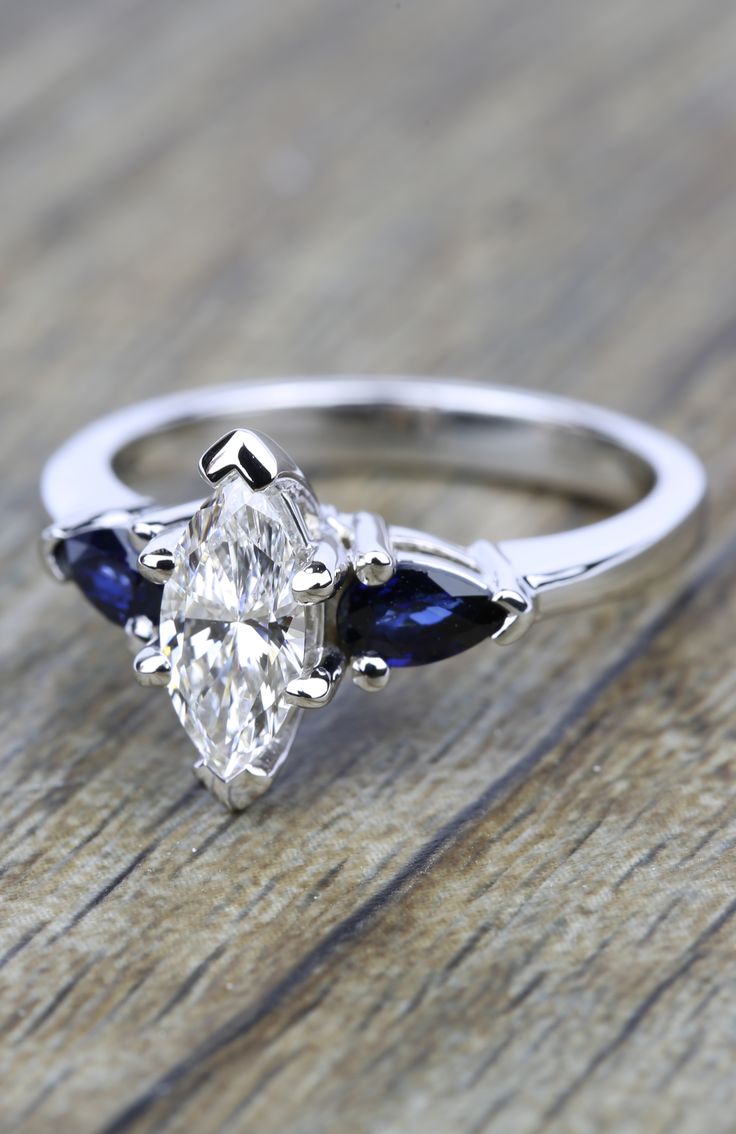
160,474,322,782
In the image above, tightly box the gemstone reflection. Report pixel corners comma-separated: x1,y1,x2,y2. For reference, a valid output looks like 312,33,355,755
160,475,322,780
337,563,506,666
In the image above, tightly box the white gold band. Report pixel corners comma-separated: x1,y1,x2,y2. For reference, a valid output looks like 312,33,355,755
42,377,707,616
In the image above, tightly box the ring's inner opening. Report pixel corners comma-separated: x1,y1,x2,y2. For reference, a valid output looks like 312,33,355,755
115,403,654,544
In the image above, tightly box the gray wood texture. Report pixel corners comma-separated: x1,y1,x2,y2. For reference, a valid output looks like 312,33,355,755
2,2,736,1132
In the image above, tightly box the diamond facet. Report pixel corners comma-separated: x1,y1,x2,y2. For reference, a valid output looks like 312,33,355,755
159,474,322,782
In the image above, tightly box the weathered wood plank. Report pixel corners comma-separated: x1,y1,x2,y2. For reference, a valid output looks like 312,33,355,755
2,1,736,1132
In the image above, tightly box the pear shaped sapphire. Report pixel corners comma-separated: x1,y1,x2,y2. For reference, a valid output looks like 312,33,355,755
56,528,163,628
336,563,506,667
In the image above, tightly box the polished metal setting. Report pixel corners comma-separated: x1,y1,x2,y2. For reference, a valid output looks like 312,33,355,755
138,544,177,584
40,523,70,582
284,650,345,708
351,653,391,693
469,540,535,645
40,377,707,810
351,511,396,586
291,535,348,605
199,427,303,492
133,644,171,686
125,614,157,648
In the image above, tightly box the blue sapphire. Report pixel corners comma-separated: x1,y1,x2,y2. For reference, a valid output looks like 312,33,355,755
56,528,163,628
336,563,506,667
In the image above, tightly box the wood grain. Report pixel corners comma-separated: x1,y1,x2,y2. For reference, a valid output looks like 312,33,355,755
2,1,736,1132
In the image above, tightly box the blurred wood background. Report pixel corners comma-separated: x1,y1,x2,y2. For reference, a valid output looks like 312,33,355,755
2,1,736,1132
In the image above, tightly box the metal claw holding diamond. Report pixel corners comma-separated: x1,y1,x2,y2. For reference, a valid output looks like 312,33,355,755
40,378,707,811
133,644,171,686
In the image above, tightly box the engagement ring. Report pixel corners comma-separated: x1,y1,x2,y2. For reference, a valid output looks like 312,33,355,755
41,379,706,809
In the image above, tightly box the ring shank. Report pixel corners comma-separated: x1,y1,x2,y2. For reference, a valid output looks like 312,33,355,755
41,378,706,615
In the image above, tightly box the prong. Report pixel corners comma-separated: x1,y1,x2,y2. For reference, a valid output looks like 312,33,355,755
40,524,69,582
138,546,176,584
284,651,344,709
199,429,300,491
355,548,394,587
129,518,165,551
291,537,347,604
192,710,305,809
133,645,171,686
291,562,335,604
137,523,186,584
125,614,157,648
193,761,273,811
351,653,391,693
490,588,534,644
352,512,395,586
469,539,535,645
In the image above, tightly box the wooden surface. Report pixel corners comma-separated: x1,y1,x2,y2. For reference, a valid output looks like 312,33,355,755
2,2,736,1131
